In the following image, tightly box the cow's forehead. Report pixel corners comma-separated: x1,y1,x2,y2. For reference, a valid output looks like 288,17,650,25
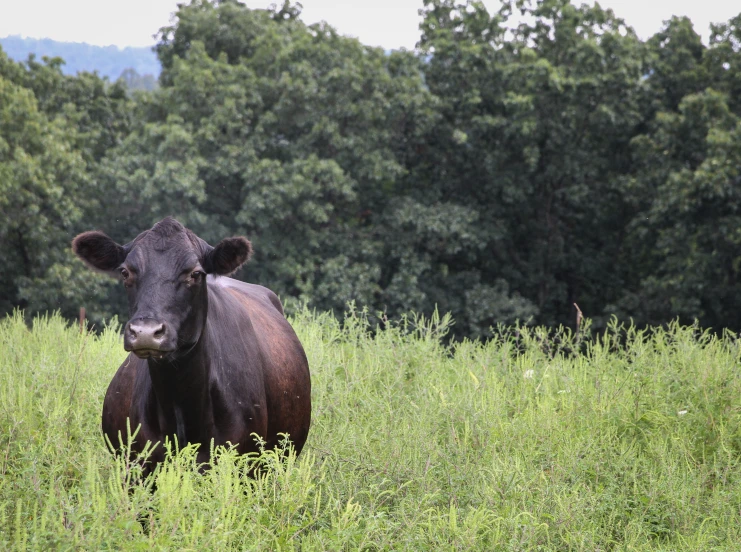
142,225,192,251
126,221,201,271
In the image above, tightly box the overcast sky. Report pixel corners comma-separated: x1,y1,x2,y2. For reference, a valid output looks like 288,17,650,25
0,0,738,50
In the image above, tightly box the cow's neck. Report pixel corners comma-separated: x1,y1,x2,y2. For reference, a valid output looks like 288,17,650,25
147,334,213,448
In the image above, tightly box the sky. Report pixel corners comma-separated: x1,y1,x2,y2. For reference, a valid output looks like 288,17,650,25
0,0,738,50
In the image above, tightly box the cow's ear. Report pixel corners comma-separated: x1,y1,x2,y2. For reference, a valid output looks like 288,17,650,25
72,231,127,274
202,237,252,275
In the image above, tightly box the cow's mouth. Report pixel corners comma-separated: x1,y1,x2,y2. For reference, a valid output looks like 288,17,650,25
132,348,173,360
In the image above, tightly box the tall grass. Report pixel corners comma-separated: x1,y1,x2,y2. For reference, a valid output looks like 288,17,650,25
2,308,741,549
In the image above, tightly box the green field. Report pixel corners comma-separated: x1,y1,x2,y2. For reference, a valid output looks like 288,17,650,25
1,309,741,550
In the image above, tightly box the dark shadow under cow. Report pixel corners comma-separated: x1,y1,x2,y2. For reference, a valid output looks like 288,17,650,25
72,217,311,474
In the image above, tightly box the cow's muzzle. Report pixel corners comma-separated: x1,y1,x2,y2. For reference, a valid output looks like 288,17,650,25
124,318,173,359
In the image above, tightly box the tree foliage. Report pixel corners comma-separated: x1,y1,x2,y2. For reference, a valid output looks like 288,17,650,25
2,0,741,336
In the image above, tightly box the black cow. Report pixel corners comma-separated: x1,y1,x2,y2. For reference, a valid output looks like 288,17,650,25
72,217,311,471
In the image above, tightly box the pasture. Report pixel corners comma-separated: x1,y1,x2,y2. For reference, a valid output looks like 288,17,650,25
1,308,741,550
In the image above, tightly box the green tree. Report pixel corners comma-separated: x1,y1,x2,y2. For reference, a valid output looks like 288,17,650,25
607,12,741,330
705,14,741,115
411,0,648,333
0,70,111,320
13,55,133,164
102,0,435,320
0,47,138,323
5,1,741,337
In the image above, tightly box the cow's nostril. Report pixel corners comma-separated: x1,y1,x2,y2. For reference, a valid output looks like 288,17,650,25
127,325,139,338
153,324,166,339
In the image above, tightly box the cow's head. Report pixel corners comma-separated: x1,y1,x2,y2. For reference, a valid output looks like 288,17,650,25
72,217,252,360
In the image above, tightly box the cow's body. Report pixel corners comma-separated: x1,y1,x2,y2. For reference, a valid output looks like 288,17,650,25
73,217,310,471
103,278,310,466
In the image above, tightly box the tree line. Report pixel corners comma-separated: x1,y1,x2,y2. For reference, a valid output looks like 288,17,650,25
2,0,741,338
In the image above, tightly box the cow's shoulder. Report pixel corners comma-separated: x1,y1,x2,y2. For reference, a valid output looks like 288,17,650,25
207,276,285,316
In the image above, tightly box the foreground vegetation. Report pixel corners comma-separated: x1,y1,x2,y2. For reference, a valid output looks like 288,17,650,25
1,310,741,549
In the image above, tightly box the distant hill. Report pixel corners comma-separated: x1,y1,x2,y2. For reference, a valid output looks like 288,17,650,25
0,35,160,82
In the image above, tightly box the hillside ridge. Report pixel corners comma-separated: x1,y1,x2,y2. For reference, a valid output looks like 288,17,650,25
0,35,160,80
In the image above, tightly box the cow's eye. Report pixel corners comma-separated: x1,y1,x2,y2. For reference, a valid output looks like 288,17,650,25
120,268,132,287
190,270,204,282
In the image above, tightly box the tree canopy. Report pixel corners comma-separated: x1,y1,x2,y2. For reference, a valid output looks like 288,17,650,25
2,0,741,337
